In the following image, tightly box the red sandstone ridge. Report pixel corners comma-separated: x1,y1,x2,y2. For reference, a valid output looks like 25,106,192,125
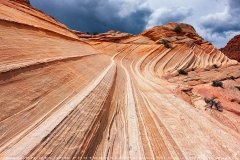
220,35,240,62
73,30,134,42
142,22,197,40
0,0,240,159
10,0,30,5
141,22,209,46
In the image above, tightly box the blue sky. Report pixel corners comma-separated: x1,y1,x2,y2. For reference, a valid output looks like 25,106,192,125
30,0,240,48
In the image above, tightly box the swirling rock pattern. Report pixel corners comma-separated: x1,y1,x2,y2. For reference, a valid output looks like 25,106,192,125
0,1,240,159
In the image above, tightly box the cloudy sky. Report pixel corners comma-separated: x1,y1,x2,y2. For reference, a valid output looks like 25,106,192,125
30,0,240,48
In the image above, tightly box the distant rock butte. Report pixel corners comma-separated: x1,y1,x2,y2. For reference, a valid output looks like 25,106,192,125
221,35,240,62
0,1,240,160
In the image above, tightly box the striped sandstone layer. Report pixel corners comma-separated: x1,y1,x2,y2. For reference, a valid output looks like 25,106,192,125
0,1,240,159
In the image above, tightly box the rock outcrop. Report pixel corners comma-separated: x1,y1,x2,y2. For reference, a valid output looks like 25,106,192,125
140,22,237,76
10,0,30,5
142,22,198,41
220,35,240,62
74,30,134,42
0,1,240,159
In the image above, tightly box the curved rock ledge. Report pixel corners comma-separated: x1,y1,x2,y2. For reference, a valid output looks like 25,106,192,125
0,1,240,159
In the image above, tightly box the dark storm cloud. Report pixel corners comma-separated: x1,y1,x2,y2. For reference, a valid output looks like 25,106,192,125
200,0,240,36
146,7,192,28
30,0,151,34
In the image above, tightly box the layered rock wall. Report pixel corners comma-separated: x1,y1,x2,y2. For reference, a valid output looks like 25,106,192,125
0,1,240,159
221,35,240,62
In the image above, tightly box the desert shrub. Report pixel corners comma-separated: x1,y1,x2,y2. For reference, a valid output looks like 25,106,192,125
212,80,223,88
164,43,172,49
161,39,172,49
178,69,188,75
92,32,99,35
212,64,218,69
174,25,182,33
204,97,223,112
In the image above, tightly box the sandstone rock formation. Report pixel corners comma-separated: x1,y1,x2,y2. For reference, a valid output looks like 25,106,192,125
74,30,134,42
10,0,30,6
0,0,240,159
221,35,240,62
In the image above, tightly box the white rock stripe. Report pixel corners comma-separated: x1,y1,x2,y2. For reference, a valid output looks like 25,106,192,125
121,61,145,160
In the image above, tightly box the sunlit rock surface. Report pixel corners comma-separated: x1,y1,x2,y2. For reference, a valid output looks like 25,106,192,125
0,1,240,159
